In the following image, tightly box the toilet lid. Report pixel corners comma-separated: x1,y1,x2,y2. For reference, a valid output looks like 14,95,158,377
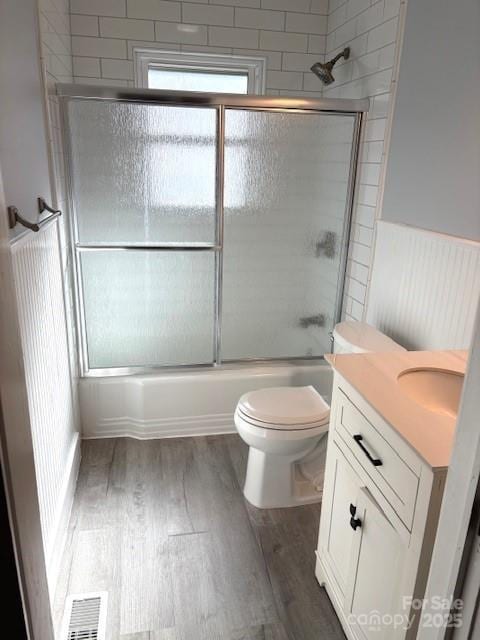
236,406,329,431
237,386,330,428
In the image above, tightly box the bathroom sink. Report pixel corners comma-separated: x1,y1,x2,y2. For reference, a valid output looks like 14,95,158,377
397,368,464,418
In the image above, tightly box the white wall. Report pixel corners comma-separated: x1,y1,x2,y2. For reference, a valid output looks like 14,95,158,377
11,224,80,597
381,0,480,241
363,0,480,350
38,0,80,393
69,0,329,96
33,0,81,593
321,0,405,322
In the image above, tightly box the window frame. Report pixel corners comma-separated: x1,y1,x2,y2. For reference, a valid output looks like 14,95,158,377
133,48,266,95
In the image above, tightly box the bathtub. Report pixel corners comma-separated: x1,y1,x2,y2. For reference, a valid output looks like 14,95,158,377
79,361,333,440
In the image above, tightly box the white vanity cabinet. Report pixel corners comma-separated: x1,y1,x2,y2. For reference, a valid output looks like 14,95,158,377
316,373,447,640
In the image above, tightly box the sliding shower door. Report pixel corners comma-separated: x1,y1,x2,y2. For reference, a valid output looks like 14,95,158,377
80,251,215,368
62,89,363,374
66,99,219,369
222,109,356,360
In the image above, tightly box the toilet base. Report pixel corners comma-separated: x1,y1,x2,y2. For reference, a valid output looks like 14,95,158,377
243,447,323,509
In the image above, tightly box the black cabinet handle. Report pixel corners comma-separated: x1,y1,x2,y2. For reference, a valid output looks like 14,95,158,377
353,434,383,467
349,504,361,530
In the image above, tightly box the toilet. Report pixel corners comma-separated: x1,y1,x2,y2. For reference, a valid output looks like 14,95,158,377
235,321,406,509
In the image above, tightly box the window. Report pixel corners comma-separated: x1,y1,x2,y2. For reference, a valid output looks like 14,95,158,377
133,49,265,94
148,68,249,94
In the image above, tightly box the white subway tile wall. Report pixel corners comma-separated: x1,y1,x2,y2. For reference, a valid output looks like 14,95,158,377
69,0,328,94
38,0,73,262
68,0,406,328
322,0,405,322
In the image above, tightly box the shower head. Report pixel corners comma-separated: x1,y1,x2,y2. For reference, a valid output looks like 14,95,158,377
310,47,350,85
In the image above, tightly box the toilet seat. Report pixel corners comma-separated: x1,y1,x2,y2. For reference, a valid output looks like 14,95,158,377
237,385,330,431
235,409,329,440
236,406,329,431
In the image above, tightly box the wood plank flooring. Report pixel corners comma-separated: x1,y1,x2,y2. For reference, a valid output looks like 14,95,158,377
53,435,345,640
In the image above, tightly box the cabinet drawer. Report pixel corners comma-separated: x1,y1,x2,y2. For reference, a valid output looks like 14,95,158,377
334,389,419,529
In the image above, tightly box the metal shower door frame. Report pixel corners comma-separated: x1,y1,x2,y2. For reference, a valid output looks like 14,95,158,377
58,84,367,377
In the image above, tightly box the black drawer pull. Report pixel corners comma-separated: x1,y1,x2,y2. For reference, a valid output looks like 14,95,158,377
350,503,357,517
350,516,362,531
353,434,383,467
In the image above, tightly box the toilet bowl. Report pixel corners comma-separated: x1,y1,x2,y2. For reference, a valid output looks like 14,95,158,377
235,385,330,508
235,321,406,509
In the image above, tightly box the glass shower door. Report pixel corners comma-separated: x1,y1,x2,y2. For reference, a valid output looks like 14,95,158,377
66,99,218,369
80,250,215,368
221,109,356,360
62,88,363,374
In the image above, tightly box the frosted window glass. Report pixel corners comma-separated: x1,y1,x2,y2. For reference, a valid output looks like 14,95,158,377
81,251,215,368
222,109,356,360
68,100,217,244
148,68,248,94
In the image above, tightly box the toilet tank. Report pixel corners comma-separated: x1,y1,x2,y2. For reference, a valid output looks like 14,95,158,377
332,321,406,354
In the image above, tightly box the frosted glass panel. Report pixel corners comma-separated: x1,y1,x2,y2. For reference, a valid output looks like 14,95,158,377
68,100,217,244
81,251,215,368
148,69,248,94
222,109,356,359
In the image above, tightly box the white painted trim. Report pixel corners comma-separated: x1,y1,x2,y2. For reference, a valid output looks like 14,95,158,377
45,433,80,595
374,219,480,249
83,413,236,440
315,554,358,640
418,299,480,639
0,160,54,637
133,48,266,94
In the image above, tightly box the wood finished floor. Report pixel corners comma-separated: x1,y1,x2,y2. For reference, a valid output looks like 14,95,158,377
53,435,345,640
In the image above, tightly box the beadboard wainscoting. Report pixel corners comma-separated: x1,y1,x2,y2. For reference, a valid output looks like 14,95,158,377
79,364,333,440
11,222,80,593
366,221,480,350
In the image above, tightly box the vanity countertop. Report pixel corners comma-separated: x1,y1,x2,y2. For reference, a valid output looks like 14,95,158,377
325,350,468,469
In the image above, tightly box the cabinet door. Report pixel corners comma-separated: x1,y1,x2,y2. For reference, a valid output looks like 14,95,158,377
318,440,362,603
346,487,408,640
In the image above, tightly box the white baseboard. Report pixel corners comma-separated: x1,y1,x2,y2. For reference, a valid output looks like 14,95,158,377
46,432,81,595
82,413,237,440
